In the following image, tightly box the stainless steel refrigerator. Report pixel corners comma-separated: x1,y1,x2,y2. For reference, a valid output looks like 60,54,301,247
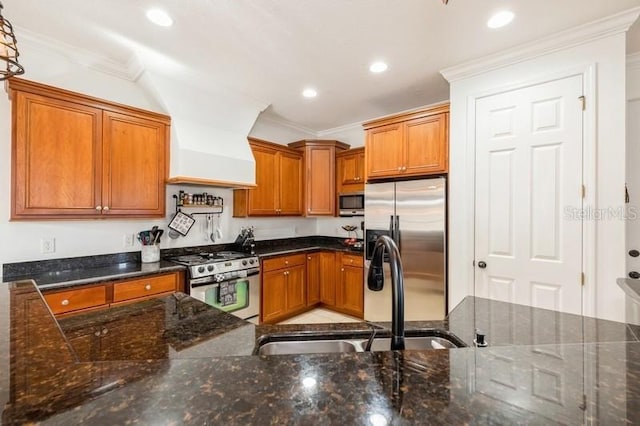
364,178,446,321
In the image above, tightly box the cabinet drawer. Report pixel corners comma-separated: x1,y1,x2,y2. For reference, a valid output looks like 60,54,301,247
44,285,108,315
113,273,177,302
342,254,364,268
262,254,306,272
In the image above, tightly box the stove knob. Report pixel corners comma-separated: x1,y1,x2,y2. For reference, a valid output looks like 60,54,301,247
249,259,255,265
242,260,248,266
207,265,214,272
215,274,225,282
198,266,205,273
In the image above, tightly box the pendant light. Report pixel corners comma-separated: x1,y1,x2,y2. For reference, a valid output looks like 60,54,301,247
0,1,24,80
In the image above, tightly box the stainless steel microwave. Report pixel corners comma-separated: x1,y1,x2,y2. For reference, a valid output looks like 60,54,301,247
338,192,364,216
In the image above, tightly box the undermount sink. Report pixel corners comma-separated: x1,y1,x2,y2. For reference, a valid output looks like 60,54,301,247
255,329,466,356
258,340,359,356
368,336,459,351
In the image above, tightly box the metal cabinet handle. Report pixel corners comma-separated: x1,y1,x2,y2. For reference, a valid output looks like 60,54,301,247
478,261,487,269
95,206,102,211
145,284,151,290
341,268,345,272
102,328,108,335
103,206,110,212
94,331,101,337
61,299,69,306
307,256,311,260
397,167,402,171
285,260,289,265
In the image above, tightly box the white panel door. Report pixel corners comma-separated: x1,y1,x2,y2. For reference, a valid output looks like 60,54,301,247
475,75,584,315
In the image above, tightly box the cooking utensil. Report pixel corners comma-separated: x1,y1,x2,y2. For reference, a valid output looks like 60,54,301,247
209,214,216,243
215,214,223,240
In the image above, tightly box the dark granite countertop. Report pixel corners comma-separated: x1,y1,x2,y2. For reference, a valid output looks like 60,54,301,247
1,236,361,292
2,251,186,290
1,279,639,424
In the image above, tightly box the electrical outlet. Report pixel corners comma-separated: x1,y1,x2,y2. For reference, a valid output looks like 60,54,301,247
40,237,55,254
123,234,135,247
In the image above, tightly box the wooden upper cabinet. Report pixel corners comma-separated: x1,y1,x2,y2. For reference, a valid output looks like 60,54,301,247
404,113,448,176
364,104,449,181
366,123,404,179
278,150,304,215
12,91,103,217
102,111,167,216
9,78,170,220
288,140,349,216
233,138,303,217
336,147,365,194
243,143,279,215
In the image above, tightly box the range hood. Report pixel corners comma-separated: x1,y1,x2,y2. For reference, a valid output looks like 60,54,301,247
139,71,267,188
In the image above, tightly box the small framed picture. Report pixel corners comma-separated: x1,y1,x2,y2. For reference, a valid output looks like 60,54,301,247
168,211,196,236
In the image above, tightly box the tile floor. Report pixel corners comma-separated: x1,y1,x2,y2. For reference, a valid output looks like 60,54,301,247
278,308,363,324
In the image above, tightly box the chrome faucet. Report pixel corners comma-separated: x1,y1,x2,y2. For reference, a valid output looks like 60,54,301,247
367,235,405,350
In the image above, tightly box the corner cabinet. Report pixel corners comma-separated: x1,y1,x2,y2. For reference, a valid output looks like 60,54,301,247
288,140,349,216
9,78,170,220
364,104,449,181
233,138,303,217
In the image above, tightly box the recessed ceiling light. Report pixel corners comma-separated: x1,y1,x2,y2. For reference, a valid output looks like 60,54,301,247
487,11,514,29
302,88,317,98
369,61,388,73
146,8,173,27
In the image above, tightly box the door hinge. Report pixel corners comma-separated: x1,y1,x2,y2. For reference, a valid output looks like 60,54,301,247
581,185,586,199
581,272,585,286
579,96,586,111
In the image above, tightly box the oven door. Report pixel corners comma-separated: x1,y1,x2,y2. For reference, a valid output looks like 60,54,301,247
190,272,260,322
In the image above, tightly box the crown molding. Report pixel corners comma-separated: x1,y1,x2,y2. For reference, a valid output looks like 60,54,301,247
257,112,319,137
15,25,141,81
441,7,640,83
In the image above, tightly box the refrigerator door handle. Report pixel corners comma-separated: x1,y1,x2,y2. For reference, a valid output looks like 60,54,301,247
389,215,395,241
395,215,401,252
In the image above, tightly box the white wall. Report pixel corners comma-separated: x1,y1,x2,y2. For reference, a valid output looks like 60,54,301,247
249,114,316,143
319,123,365,147
447,33,628,322
626,56,640,278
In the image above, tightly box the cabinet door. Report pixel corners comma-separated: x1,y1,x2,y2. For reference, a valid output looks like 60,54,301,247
404,113,448,175
102,111,167,217
337,265,364,318
320,252,337,306
366,123,403,179
305,146,335,215
261,269,288,323
278,151,304,215
340,153,360,184
306,253,321,306
286,265,307,312
248,145,279,215
12,91,103,218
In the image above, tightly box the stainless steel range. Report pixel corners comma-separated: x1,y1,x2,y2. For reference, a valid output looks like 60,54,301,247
169,251,260,321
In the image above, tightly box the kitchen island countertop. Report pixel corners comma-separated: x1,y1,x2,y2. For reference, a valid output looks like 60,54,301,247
1,279,639,424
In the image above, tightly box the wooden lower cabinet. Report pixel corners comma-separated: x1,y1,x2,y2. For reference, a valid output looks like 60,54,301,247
307,251,336,307
334,253,364,318
260,251,364,323
261,269,288,323
260,254,307,324
42,271,180,317
336,265,365,318
285,265,306,312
